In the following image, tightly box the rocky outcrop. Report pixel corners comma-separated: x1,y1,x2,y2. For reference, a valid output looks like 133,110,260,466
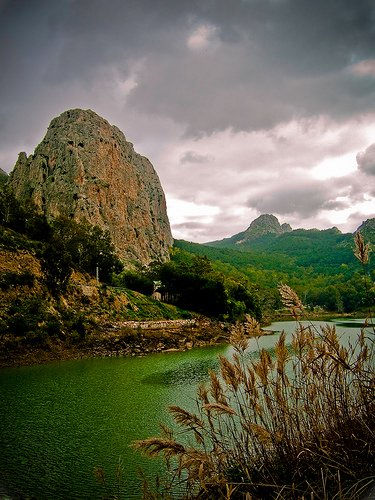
240,214,292,240
8,109,173,264
208,214,293,247
281,222,292,233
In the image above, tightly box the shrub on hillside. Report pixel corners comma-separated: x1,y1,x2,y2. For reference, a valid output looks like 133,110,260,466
113,269,154,295
40,217,123,294
3,297,48,336
48,217,123,283
0,271,35,290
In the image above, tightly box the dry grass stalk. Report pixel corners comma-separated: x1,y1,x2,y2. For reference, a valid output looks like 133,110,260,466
279,284,304,319
134,235,374,499
354,231,371,265
229,322,249,352
133,437,186,458
135,319,374,499
244,315,262,336
169,406,204,429
203,402,237,416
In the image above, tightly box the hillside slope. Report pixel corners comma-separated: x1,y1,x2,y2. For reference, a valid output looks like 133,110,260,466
206,214,375,274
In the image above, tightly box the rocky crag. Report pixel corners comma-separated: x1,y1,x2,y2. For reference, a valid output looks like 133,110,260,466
208,214,292,247
8,109,173,265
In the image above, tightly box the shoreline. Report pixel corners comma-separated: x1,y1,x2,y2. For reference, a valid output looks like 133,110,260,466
0,318,233,369
1,313,369,369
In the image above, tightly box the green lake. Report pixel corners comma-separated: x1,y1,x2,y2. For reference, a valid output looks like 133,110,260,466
0,318,372,499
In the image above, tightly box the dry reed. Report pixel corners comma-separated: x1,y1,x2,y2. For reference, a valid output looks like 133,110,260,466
134,234,374,499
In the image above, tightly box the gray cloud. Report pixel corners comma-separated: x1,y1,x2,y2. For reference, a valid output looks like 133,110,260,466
124,0,375,135
246,181,343,217
1,0,375,151
180,151,213,164
357,143,375,176
1,0,375,241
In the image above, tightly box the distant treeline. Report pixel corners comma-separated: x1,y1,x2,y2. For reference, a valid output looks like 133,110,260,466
173,238,375,315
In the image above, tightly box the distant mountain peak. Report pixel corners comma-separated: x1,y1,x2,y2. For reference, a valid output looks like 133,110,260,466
242,214,292,239
205,214,375,252
209,213,293,247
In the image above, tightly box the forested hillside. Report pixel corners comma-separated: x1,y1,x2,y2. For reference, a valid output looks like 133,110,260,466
175,235,374,315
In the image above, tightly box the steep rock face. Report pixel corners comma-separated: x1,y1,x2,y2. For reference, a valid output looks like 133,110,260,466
9,109,173,264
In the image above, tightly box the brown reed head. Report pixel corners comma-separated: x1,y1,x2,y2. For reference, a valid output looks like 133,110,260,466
354,231,371,265
278,283,304,318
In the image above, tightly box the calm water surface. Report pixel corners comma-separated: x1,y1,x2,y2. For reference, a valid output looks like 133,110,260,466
0,318,372,498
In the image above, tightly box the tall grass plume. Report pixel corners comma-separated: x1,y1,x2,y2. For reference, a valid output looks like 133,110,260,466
134,234,374,499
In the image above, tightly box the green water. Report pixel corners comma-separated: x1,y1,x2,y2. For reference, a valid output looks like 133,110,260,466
0,319,372,498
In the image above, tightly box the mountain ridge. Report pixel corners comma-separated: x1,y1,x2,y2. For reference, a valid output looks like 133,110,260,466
206,213,374,249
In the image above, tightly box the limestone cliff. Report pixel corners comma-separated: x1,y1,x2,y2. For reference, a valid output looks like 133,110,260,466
8,109,173,264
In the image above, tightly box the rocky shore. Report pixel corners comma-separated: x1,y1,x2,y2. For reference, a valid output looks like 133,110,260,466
0,318,232,368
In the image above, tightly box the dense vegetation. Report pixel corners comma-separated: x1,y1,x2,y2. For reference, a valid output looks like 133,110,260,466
0,186,123,294
208,226,370,274
174,238,375,315
115,249,262,322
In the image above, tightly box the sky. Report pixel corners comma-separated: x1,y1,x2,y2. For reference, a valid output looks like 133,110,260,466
1,0,375,242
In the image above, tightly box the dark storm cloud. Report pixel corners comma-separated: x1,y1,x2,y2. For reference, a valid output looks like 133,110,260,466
357,143,375,176
125,0,375,134
1,0,375,149
1,0,374,240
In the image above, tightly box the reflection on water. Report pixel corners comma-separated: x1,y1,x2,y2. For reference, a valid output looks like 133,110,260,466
0,318,371,499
